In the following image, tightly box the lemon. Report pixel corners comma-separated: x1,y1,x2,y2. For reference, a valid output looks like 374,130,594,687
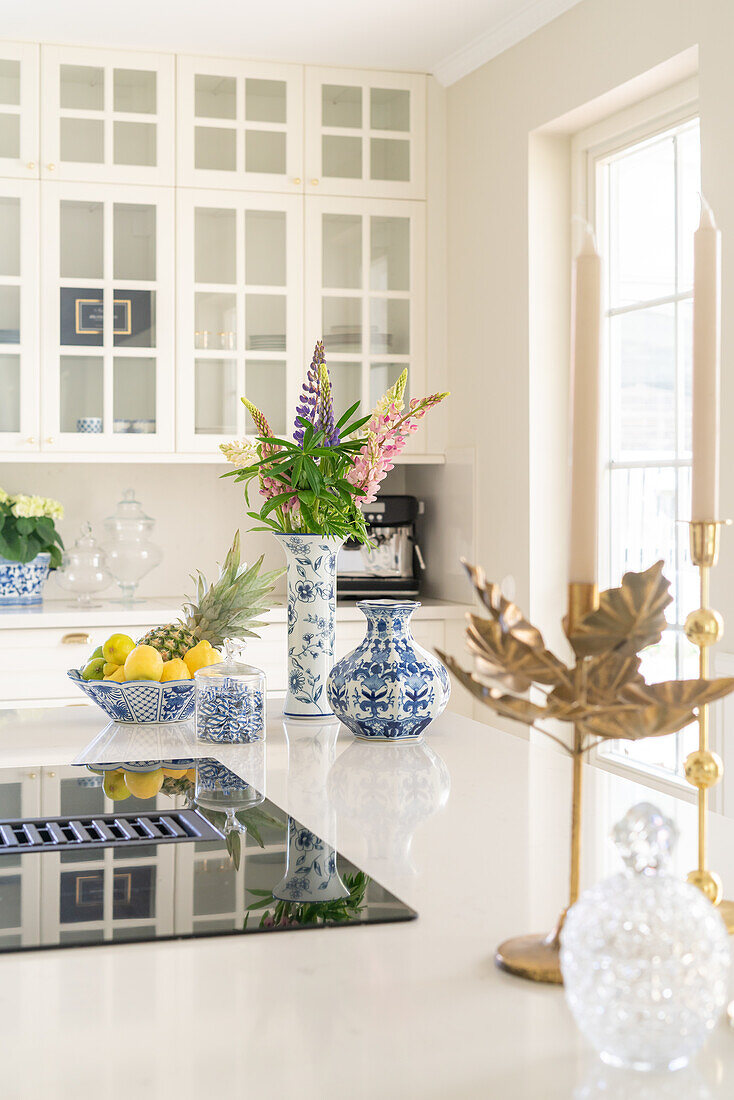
102,661,119,676
124,644,164,682
184,642,222,676
103,633,136,666
160,658,192,682
104,667,126,682
162,767,187,778
103,771,130,801
185,768,196,781
124,769,164,799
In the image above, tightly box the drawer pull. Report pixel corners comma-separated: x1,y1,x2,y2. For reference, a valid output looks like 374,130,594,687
61,632,90,646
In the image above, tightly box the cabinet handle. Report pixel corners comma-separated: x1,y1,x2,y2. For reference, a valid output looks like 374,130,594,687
293,177,302,185
45,436,54,444
61,632,90,646
310,178,319,186
25,436,36,445
46,163,56,171
27,161,35,170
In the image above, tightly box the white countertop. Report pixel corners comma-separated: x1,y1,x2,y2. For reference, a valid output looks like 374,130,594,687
0,595,471,629
0,701,732,1098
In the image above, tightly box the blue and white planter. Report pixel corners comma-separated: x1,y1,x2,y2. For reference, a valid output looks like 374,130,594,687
0,552,51,606
274,533,344,721
272,816,348,903
326,600,451,742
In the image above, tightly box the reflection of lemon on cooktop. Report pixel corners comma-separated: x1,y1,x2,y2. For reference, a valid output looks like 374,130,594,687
124,770,164,799
103,771,130,801
162,767,187,778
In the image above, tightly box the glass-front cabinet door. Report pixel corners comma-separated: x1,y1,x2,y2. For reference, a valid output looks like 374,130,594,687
0,179,39,453
305,68,425,199
177,57,303,193
40,46,175,184
305,196,425,444
41,182,174,452
0,42,39,179
177,190,303,451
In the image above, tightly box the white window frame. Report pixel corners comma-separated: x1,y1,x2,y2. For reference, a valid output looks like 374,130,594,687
571,77,708,805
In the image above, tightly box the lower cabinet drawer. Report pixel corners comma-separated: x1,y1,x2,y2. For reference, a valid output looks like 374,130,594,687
0,624,162,703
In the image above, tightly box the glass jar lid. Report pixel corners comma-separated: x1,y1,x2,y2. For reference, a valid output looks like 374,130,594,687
195,639,265,686
104,488,156,536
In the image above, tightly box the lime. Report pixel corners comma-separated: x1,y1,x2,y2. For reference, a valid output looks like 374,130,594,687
81,657,105,681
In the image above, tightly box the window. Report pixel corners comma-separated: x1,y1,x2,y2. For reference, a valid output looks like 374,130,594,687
578,102,700,780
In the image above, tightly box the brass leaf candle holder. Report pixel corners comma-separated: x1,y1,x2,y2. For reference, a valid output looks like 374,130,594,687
438,560,734,984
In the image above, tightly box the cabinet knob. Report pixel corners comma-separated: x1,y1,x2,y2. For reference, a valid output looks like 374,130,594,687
26,161,35,170
293,177,302,185
46,163,56,171
48,772,56,778
28,773,37,780
45,436,54,444
61,632,91,646
25,436,36,445
310,178,319,186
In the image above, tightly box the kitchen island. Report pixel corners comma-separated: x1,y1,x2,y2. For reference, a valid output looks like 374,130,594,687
0,701,732,1099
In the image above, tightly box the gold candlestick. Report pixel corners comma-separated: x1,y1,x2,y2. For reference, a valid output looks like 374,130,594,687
684,520,734,932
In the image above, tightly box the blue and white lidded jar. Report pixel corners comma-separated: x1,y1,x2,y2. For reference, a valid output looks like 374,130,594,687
194,640,266,744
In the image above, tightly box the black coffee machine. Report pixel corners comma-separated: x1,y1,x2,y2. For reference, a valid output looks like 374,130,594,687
337,495,425,598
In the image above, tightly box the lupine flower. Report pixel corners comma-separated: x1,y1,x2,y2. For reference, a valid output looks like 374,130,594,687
219,439,259,469
240,398,298,508
314,362,340,447
293,341,325,446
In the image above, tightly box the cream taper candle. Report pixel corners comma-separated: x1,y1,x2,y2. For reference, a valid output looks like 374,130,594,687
569,225,602,584
692,197,721,522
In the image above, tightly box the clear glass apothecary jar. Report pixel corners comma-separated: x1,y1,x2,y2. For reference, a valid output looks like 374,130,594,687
55,522,113,607
103,489,162,604
195,640,266,744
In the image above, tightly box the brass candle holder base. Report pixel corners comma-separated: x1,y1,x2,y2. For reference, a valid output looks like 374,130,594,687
495,923,564,984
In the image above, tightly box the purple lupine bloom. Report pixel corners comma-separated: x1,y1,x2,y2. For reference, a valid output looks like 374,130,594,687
293,341,325,446
314,362,340,447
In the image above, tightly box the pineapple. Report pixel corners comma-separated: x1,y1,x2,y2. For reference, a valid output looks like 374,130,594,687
140,532,281,660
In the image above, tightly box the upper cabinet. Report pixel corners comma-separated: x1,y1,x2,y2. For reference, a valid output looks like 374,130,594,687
177,56,303,193
0,178,39,451
0,42,39,179
305,68,425,200
40,181,175,452
40,46,175,185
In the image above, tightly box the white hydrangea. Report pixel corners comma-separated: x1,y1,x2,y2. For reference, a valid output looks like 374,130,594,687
42,497,64,521
0,487,8,504
11,494,47,518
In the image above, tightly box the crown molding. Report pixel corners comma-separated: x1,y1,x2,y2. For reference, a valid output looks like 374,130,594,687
433,0,584,86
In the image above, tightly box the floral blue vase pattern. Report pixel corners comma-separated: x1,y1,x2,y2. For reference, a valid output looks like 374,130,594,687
272,816,349,903
0,553,51,605
275,533,344,720
326,600,450,741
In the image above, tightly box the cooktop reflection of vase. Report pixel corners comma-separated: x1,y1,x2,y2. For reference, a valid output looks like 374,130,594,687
327,740,450,876
282,717,340,839
272,816,349,903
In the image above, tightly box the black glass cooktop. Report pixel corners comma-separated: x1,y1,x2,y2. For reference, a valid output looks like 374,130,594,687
0,759,415,953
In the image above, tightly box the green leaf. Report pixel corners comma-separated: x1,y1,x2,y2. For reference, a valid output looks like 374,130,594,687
335,400,361,430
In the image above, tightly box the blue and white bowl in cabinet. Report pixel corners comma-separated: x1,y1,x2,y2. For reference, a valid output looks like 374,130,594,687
76,417,103,434
326,600,451,741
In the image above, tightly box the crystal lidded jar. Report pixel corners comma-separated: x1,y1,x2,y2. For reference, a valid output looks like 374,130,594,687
55,522,112,607
103,489,162,603
560,802,730,1072
195,640,266,744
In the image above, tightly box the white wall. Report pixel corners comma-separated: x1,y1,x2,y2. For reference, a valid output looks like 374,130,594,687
444,0,720,638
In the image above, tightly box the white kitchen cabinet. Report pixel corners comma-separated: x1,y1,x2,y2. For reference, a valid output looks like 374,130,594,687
305,67,425,199
0,42,39,181
176,188,303,451
40,181,175,453
305,195,426,432
177,55,303,194
40,46,175,185
0,177,40,452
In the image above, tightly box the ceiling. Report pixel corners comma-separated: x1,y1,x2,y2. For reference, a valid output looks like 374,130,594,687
3,0,583,85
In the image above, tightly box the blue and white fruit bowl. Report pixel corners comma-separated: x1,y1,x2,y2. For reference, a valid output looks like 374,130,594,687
68,669,195,724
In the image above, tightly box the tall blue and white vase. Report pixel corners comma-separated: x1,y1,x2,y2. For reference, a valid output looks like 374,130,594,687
274,534,344,720
0,552,51,605
327,600,451,741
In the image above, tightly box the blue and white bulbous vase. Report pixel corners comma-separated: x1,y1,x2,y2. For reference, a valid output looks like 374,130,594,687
326,599,451,741
274,533,344,720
